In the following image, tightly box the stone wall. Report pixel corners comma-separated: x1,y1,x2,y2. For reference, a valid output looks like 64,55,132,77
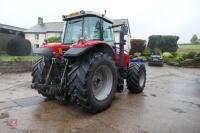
0,61,32,73
179,58,200,68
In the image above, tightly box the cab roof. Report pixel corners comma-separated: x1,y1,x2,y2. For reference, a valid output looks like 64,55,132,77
62,11,113,24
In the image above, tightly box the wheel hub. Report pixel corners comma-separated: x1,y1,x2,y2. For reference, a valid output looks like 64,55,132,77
91,65,113,101
93,73,103,89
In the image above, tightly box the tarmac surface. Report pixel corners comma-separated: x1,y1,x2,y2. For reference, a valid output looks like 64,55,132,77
0,65,200,133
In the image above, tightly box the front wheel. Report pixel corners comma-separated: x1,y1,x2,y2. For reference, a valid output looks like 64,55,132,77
127,63,146,93
31,57,54,99
68,53,117,113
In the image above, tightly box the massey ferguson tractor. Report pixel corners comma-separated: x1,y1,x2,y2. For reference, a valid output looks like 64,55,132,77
31,11,146,113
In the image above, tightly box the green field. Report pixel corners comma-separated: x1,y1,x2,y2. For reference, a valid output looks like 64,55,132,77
177,44,200,54
0,56,40,62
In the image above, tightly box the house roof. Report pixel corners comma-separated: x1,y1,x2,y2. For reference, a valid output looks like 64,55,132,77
24,22,64,33
0,23,26,32
112,19,129,31
24,19,130,33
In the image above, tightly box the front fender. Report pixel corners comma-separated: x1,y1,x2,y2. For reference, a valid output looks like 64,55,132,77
33,48,55,58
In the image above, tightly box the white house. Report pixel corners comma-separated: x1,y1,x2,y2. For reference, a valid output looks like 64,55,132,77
24,17,63,49
25,17,131,51
112,19,131,51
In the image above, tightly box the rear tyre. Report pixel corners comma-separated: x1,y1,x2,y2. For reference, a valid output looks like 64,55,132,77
31,57,54,99
68,53,117,113
127,63,146,93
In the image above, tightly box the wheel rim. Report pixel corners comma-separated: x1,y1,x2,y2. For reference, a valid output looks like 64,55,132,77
91,65,113,101
139,71,145,87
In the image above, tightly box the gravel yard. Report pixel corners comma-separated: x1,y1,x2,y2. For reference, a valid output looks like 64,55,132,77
0,65,200,133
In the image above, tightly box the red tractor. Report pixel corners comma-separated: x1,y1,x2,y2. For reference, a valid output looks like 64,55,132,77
32,11,146,113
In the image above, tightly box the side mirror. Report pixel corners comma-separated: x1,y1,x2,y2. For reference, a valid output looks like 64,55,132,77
123,26,128,35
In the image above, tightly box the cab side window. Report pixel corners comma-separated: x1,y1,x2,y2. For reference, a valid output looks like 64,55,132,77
103,21,114,45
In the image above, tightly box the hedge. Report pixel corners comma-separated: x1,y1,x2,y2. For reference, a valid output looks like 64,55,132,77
130,39,146,53
147,35,179,52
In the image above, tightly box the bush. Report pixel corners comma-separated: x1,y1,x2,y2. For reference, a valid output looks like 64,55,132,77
163,52,174,64
47,37,61,43
147,35,179,52
171,52,178,57
176,56,184,62
130,54,135,59
182,51,197,59
142,48,152,56
188,51,197,58
133,52,141,57
164,58,180,66
163,52,173,58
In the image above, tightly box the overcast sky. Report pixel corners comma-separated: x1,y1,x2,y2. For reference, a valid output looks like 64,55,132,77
1,0,200,43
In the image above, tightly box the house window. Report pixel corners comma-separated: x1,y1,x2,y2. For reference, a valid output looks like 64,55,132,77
34,44,39,48
35,34,39,40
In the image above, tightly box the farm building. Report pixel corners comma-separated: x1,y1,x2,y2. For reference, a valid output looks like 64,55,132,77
0,24,26,54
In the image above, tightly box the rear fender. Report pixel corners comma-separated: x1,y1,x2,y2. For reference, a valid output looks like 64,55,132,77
63,44,115,59
63,46,92,57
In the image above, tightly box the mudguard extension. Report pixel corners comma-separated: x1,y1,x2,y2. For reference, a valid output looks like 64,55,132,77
63,46,92,57
33,48,54,58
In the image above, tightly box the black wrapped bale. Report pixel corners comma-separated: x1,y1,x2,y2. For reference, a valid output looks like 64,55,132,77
6,33,32,56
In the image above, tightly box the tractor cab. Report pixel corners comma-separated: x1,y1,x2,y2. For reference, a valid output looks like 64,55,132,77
62,11,115,45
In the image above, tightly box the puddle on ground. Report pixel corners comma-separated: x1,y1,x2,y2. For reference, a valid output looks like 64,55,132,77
13,96,45,107
169,107,186,114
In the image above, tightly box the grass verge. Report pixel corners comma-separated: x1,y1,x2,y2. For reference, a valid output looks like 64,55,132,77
0,55,40,62
177,44,200,55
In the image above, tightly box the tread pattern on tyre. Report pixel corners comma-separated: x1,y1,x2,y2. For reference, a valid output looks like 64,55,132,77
127,62,146,93
68,52,117,113
31,57,43,83
31,57,54,99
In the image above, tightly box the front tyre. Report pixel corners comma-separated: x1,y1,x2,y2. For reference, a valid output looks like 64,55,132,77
68,53,117,113
127,63,146,93
31,57,54,99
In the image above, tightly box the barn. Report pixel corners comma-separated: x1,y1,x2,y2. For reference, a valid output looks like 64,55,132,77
0,24,26,54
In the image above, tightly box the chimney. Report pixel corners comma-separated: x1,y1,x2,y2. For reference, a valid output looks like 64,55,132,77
38,17,43,25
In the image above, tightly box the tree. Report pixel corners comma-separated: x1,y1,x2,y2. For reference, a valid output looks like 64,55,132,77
190,34,198,44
